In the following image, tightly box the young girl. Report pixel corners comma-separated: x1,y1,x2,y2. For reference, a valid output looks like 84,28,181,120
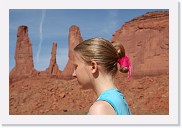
72,37,132,115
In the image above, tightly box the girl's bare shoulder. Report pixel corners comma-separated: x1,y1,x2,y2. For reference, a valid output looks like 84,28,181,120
88,101,116,115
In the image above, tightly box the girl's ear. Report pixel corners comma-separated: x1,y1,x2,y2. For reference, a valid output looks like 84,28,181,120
91,61,98,74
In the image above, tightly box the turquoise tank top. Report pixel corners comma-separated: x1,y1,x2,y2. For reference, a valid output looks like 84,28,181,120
96,88,131,115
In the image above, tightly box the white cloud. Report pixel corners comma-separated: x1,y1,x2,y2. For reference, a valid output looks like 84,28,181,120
36,10,46,65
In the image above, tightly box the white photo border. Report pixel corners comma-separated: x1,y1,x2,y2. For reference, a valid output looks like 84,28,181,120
0,0,179,125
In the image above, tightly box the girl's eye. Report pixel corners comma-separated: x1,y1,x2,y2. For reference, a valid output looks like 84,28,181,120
74,65,78,70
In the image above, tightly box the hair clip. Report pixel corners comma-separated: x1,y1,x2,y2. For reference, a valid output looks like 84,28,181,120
117,56,132,78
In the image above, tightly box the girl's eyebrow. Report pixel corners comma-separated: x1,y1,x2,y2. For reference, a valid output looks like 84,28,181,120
71,60,76,65
72,63,78,66
73,64,78,66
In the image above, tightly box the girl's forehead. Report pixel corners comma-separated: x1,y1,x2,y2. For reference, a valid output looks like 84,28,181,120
72,52,83,63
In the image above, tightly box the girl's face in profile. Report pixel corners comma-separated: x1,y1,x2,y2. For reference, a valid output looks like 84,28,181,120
72,52,93,90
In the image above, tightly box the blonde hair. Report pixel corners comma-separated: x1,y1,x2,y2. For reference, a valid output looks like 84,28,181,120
74,37,128,75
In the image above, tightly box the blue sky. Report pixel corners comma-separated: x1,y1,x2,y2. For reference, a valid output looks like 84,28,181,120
9,9,168,71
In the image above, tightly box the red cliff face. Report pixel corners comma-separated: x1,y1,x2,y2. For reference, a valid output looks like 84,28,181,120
111,11,169,76
45,42,61,77
10,26,38,83
61,25,83,80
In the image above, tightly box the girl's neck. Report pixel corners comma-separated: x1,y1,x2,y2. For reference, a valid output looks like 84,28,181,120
92,73,116,97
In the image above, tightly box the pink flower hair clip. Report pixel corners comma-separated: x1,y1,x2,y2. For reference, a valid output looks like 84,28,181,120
117,56,132,78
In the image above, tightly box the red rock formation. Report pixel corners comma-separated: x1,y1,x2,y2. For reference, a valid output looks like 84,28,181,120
45,42,61,77
61,25,83,80
111,11,169,76
10,26,38,83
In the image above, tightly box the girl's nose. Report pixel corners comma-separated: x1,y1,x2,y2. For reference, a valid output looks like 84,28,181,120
72,70,76,78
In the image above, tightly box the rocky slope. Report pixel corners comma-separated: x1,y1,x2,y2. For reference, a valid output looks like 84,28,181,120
10,74,168,115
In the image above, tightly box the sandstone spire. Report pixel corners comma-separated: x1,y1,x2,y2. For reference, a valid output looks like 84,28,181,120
10,26,38,82
45,42,61,77
61,25,83,80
